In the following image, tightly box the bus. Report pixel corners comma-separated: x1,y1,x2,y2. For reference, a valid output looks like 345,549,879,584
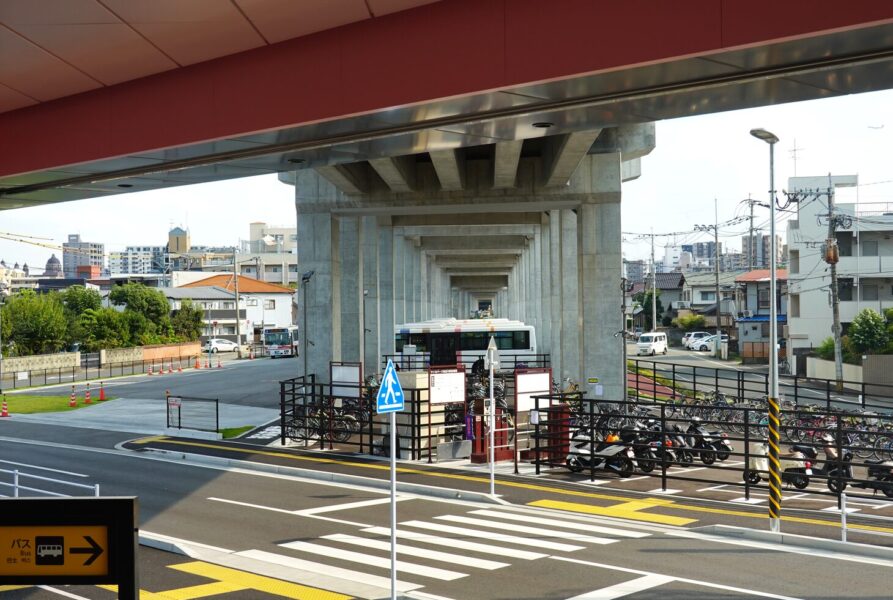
263,325,300,358
395,318,537,367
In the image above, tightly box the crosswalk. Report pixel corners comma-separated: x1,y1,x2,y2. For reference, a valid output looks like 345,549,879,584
234,506,652,597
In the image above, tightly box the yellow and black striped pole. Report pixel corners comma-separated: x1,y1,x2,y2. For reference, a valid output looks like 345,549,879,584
767,395,782,532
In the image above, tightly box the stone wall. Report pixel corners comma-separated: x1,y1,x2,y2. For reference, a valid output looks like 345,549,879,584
2,352,79,373
102,342,202,365
806,357,862,390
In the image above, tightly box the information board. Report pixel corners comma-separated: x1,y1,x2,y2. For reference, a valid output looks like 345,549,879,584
515,370,552,412
331,363,362,399
429,369,465,405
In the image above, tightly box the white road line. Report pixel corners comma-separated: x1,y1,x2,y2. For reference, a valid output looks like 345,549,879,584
279,540,466,581
297,496,411,516
207,497,372,528
565,574,674,599
434,514,617,545
401,520,585,552
467,510,650,539
362,526,547,560
0,460,89,477
696,484,731,492
323,533,510,570
551,556,804,600
37,586,93,599
237,549,422,592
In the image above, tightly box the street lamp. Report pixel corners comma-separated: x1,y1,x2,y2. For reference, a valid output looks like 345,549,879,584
301,270,315,378
751,127,780,534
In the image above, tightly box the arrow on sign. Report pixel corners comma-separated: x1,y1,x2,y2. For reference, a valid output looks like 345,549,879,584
70,536,103,566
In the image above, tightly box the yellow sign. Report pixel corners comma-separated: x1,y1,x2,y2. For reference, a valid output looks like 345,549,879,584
587,377,599,384
0,526,108,577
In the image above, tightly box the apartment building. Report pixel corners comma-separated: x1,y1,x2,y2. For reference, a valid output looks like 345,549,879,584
62,234,105,278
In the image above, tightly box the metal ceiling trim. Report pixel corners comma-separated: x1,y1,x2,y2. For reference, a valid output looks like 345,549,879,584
3,45,893,198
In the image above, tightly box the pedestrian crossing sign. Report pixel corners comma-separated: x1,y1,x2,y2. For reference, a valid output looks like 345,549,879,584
376,359,405,414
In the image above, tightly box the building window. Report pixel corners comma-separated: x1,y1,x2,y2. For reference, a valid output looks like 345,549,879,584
758,287,770,310
790,294,800,318
839,278,854,301
700,291,715,302
761,323,770,337
862,284,879,301
862,240,879,257
247,299,258,307
222,301,235,310
264,299,276,310
836,232,853,257
789,250,799,274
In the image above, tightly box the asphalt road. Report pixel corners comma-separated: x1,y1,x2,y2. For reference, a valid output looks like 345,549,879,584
2,430,893,599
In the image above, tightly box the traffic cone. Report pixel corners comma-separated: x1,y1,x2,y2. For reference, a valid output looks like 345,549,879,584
1,397,9,418
206,357,211,369
98,382,106,401
69,386,77,408
217,357,223,369
194,356,201,369
148,364,154,376
84,383,91,405
177,359,183,373
249,347,254,360
167,360,174,374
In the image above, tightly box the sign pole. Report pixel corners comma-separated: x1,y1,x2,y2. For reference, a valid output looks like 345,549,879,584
390,410,397,600
489,356,495,496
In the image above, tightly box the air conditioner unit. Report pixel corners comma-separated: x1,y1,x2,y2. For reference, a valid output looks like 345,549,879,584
672,301,691,309
741,310,754,318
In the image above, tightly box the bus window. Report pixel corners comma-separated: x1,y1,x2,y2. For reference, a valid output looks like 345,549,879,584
409,333,428,352
395,333,409,352
513,331,530,350
494,331,513,350
460,332,487,351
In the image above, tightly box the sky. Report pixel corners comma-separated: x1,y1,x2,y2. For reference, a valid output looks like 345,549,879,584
1,88,892,272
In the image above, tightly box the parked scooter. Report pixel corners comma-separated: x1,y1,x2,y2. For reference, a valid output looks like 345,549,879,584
633,419,678,473
686,417,734,465
667,423,695,465
744,442,812,489
565,427,638,478
798,434,856,494
852,459,893,497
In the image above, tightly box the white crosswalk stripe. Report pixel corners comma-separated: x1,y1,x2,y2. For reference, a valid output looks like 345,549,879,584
322,533,510,570
362,526,548,560
400,520,586,552
433,514,619,545
467,509,651,538
279,540,467,581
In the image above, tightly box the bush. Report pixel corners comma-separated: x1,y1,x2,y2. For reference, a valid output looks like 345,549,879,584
674,314,706,330
815,335,860,364
849,308,888,353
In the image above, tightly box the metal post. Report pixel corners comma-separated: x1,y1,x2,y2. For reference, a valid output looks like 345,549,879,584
233,248,243,359
714,198,722,358
744,407,751,501
489,358,495,496
660,403,667,491
841,491,847,543
94,483,100,497
13,470,18,498
389,410,397,600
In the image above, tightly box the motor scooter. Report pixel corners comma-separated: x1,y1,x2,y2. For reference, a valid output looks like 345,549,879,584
743,442,812,489
632,419,678,473
686,417,734,465
852,460,893,497
565,427,637,478
798,434,858,494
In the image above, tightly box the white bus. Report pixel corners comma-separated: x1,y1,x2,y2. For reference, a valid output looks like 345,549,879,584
395,318,537,366
263,325,300,358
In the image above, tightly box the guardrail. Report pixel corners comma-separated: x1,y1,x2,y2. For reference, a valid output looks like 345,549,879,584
166,393,219,433
629,359,893,412
0,469,99,498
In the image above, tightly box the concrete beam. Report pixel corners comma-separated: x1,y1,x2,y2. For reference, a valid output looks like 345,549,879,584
316,164,367,195
393,214,544,226
621,158,641,182
368,157,415,193
493,140,524,189
429,149,464,191
427,249,521,256
419,236,528,251
543,130,602,188
591,123,656,160
396,225,538,237
451,276,508,288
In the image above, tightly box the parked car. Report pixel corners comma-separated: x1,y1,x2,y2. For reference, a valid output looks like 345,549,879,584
202,338,240,353
683,331,710,350
694,334,729,352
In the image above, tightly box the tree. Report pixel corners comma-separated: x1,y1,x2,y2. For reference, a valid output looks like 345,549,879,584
632,290,663,331
674,314,706,330
109,283,170,323
849,308,888,354
60,286,102,346
79,307,131,351
171,299,204,341
2,290,67,355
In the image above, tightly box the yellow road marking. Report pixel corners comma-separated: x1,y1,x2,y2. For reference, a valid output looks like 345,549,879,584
170,561,352,599
0,586,30,591
156,581,245,599
98,585,173,599
143,438,893,535
530,499,697,526
132,436,167,445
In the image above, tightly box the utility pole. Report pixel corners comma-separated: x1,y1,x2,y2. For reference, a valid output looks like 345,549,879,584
713,199,722,359
233,248,243,359
747,196,756,271
827,176,844,392
651,229,657,332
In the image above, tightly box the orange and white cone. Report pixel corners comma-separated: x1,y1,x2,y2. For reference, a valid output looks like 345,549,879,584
84,383,91,405
98,382,106,401
177,360,183,373
69,386,77,408
1,398,9,418
194,357,201,369
167,360,174,374
217,357,223,369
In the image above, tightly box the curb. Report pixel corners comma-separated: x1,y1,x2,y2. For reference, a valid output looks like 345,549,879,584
697,524,893,561
142,447,504,505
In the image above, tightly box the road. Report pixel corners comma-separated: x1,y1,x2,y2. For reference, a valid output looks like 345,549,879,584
1,425,892,599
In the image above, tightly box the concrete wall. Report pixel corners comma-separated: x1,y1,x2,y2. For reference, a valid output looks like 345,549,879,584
101,347,142,364
102,342,201,365
860,355,893,397
3,352,79,373
806,357,862,388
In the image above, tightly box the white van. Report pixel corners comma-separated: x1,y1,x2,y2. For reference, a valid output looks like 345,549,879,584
636,332,668,356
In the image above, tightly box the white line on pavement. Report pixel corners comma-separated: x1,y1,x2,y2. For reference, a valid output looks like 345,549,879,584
564,574,674,599
0,460,89,477
208,496,373,528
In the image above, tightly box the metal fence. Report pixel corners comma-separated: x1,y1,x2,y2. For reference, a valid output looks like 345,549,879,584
0,469,99,498
0,355,203,391
629,359,893,412
529,394,893,504
166,393,219,433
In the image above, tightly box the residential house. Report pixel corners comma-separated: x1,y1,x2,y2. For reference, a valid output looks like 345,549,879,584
735,269,788,364
161,287,244,345
627,272,686,327
682,270,745,330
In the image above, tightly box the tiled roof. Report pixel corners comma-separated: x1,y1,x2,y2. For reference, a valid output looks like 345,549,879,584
180,274,293,294
735,269,789,282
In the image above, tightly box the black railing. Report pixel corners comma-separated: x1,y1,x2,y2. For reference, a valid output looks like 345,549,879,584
166,393,219,433
629,359,893,412
530,394,893,503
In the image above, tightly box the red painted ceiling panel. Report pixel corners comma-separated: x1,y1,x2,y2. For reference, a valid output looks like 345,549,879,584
368,0,442,17
0,27,99,101
0,82,36,113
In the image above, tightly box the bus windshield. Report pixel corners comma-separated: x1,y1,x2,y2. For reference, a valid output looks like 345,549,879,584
265,331,292,345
